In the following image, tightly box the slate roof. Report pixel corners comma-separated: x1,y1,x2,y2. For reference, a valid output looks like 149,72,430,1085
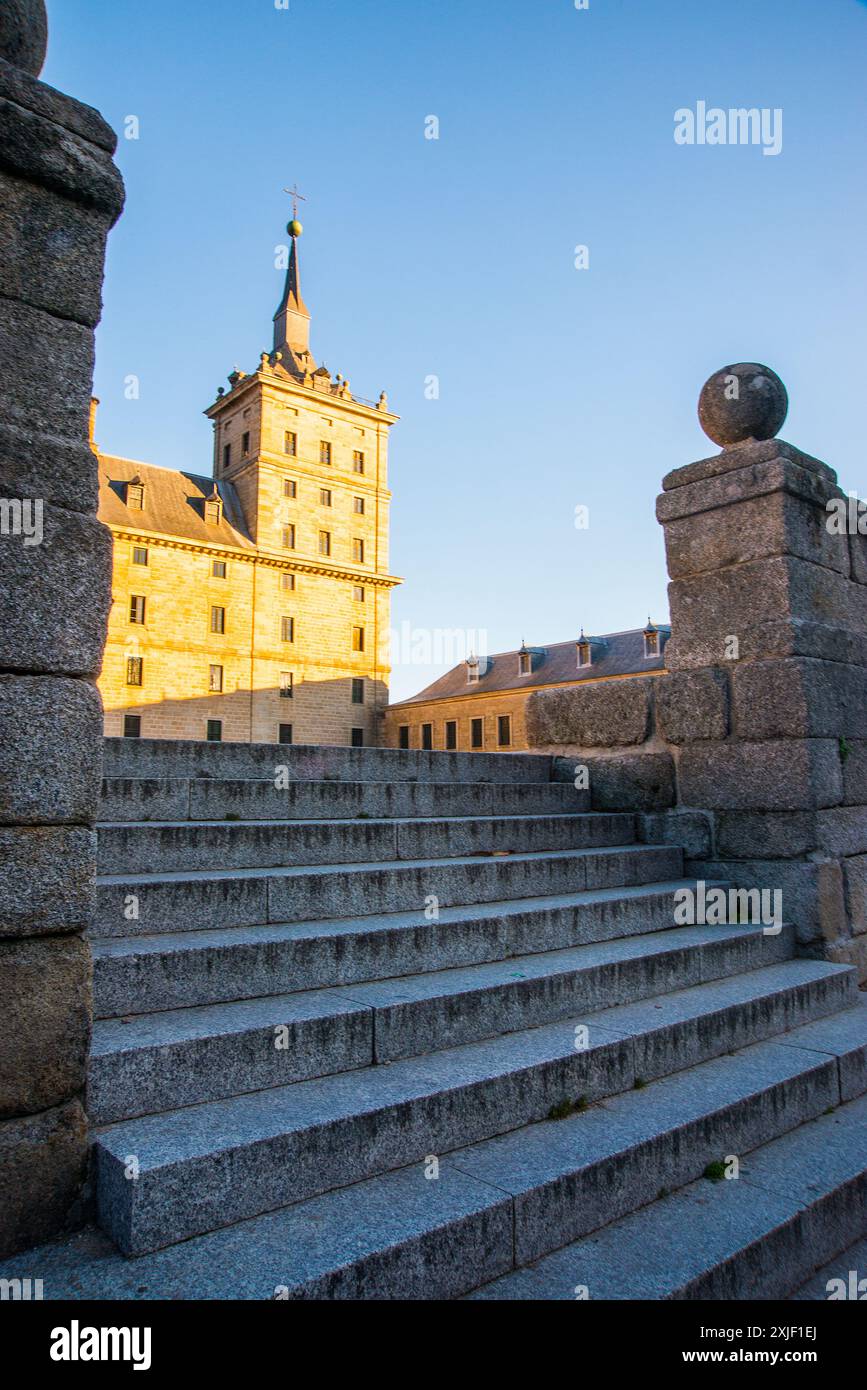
390,627,671,707
97,455,254,551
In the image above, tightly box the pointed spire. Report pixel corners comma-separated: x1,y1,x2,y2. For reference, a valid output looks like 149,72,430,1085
273,217,314,368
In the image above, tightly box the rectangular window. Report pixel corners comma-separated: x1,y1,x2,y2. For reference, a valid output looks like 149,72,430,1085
281,573,296,591
129,594,146,625
205,498,222,526
319,487,332,506
210,605,226,634
445,720,457,750
284,431,297,457
352,450,365,474
353,585,365,603
209,664,223,693
283,477,297,498
281,616,295,643
242,431,250,457
351,678,364,705
471,717,484,750
279,672,294,699
132,546,148,566
351,727,364,748
421,722,433,751
223,444,231,469
279,722,293,744
127,482,144,510
206,719,223,742
126,656,143,687
352,538,365,564
123,713,141,739
398,725,410,750
352,625,365,652
282,525,296,549
212,559,227,579
498,715,512,747
318,530,331,557
320,440,332,466
353,496,365,515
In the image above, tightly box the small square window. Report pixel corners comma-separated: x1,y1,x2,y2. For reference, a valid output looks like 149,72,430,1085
421,722,433,751
281,573,296,591
209,664,223,693
280,672,294,699
498,715,512,747
283,525,296,549
471,717,484,750
351,625,365,653
212,560,227,579
242,431,250,457
319,487,332,506
284,431,297,457
352,538,365,564
445,720,457,750
129,594,146,625
353,496,365,515
211,605,226,635
352,451,365,474
351,678,364,705
132,546,148,566
123,714,141,739
206,719,223,742
279,722,294,744
320,441,332,466
318,530,331,557
126,656,143,687
284,478,297,498
351,727,364,748
281,616,295,643
353,585,365,603
398,725,410,750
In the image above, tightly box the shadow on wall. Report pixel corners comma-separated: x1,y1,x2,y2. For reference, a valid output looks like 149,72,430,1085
102,675,389,746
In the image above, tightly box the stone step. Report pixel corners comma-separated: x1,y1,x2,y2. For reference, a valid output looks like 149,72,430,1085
94,843,683,938
92,881,706,1017
87,924,795,1123
102,737,554,786
99,777,590,823
468,1054,867,1300
96,812,636,876
93,960,855,1254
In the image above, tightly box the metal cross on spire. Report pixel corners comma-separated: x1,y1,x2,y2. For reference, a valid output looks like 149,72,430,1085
283,183,307,219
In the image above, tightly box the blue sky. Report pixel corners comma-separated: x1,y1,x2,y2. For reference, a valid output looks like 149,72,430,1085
46,0,867,699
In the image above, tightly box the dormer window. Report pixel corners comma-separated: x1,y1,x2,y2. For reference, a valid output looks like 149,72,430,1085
127,478,145,510
643,621,660,659
577,633,593,669
205,494,223,526
467,655,480,685
518,647,532,677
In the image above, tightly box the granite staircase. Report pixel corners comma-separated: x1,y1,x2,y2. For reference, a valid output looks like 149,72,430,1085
11,737,867,1300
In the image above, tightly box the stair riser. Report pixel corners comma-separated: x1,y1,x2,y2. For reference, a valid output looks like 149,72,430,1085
93,887,703,1016
97,814,636,875
94,976,847,1256
94,846,683,937
99,779,591,823
102,739,554,785
501,1060,838,1267
88,930,794,1122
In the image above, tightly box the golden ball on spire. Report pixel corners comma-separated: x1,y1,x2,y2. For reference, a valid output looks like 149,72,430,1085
287,219,303,238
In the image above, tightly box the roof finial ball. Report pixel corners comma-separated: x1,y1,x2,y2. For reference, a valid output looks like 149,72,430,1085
698,363,788,449
287,219,303,239
0,0,48,75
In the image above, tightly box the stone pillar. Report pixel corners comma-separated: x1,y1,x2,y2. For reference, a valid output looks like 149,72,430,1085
657,363,867,977
0,2,123,1254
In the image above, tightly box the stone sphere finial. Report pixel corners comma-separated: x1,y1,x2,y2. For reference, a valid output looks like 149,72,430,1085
287,219,303,238
0,0,48,76
698,363,788,448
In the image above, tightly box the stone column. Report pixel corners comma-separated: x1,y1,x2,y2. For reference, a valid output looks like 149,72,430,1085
657,363,867,977
0,1,123,1254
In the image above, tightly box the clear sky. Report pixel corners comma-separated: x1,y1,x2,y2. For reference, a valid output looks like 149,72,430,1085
45,0,867,699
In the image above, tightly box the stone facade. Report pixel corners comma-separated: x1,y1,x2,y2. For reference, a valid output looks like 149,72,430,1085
97,233,400,748
527,368,867,982
0,2,123,1255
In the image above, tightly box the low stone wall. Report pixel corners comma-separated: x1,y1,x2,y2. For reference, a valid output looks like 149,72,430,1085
528,370,867,981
